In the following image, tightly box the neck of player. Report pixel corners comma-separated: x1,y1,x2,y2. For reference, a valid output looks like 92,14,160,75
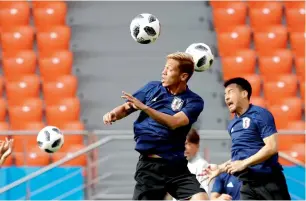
235,100,250,117
167,82,187,95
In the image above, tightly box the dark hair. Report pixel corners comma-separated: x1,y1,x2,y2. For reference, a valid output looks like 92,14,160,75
186,128,200,145
224,77,252,100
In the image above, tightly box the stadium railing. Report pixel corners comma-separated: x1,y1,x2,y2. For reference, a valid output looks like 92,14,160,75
0,130,304,200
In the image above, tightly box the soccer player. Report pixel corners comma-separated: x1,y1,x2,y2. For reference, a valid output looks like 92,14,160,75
0,138,14,166
103,52,208,200
210,173,241,200
203,77,291,200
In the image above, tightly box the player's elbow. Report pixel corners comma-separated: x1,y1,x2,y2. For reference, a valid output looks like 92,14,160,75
169,117,189,130
264,135,278,155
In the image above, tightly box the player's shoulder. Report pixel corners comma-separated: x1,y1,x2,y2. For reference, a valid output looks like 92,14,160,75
146,81,161,87
250,104,274,119
186,89,204,103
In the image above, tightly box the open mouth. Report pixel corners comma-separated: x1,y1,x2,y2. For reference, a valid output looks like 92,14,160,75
227,102,234,107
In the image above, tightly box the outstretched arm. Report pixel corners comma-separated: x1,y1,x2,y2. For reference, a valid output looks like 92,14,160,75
103,102,135,125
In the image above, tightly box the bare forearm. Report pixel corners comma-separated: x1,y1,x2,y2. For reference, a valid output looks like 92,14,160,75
111,103,134,121
210,193,221,200
243,145,277,167
143,107,177,129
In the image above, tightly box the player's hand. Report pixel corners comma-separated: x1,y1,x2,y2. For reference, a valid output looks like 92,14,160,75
201,164,221,185
218,194,232,201
226,160,247,174
103,111,117,125
121,91,148,111
0,138,14,160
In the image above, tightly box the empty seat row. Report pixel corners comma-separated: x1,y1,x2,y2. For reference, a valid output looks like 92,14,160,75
212,1,305,32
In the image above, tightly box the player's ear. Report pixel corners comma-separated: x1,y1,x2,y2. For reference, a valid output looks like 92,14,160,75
181,73,189,82
242,90,248,99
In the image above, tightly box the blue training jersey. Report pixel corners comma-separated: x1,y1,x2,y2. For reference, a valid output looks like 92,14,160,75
228,104,282,175
131,81,204,161
211,173,241,200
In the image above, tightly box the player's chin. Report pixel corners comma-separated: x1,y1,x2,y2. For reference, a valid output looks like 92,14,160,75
161,81,169,87
228,105,236,113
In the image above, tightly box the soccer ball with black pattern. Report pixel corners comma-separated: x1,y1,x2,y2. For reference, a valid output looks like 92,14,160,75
37,126,64,153
130,13,161,44
185,43,214,72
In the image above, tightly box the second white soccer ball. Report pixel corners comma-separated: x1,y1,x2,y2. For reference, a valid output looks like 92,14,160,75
37,126,64,153
130,13,161,44
185,43,214,72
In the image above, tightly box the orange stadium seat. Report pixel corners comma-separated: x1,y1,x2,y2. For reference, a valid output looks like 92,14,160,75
0,76,4,97
13,121,45,152
15,146,50,166
290,32,305,57
0,2,30,29
263,75,298,105
46,98,81,128
5,75,41,107
247,1,281,8
243,74,262,97
0,26,34,53
295,57,305,82
258,49,293,79
38,50,73,82
36,26,71,53
52,144,87,166
2,50,37,81
0,98,7,122
222,49,256,79
217,26,251,56
31,1,64,9
285,8,305,32
286,121,305,131
213,2,247,32
8,98,44,130
254,26,288,56
43,75,78,106
250,97,266,108
300,82,305,101
61,121,85,145
33,1,67,31
210,1,245,9
0,122,9,141
249,2,283,31
284,1,305,9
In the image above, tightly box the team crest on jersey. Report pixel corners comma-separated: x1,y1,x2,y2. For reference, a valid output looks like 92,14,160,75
242,117,251,129
171,97,184,111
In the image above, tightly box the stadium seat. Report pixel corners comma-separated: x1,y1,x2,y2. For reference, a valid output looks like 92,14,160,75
15,146,50,166
286,121,305,131
268,98,302,128
46,98,81,128
249,2,283,31
295,57,305,81
250,97,266,108
0,2,30,29
5,75,41,107
263,75,298,105
221,50,256,80
36,25,71,53
290,32,305,57
278,135,305,151
217,26,251,56
247,1,281,8
2,50,37,81
43,75,78,106
285,8,305,32
0,76,4,97
0,122,9,141
0,26,34,53
0,98,7,122
8,98,43,130
210,1,245,9
284,1,305,9
31,1,65,9
253,25,288,56
33,1,67,31
242,74,262,97
13,121,45,152
38,50,73,82
61,121,85,145
258,49,293,79
300,82,305,101
213,2,247,32
52,144,87,166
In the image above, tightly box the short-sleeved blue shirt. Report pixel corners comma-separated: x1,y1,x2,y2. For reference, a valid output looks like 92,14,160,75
132,81,204,161
228,104,282,174
212,173,241,200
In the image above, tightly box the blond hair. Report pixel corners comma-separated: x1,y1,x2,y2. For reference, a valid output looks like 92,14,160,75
167,52,195,81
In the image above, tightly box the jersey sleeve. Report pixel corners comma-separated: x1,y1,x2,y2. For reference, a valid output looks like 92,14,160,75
211,175,224,194
256,109,278,139
131,81,158,104
181,98,204,125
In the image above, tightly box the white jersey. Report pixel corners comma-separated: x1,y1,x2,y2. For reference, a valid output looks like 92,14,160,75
172,154,210,200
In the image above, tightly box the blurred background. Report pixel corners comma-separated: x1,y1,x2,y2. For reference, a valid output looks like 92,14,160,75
0,0,304,200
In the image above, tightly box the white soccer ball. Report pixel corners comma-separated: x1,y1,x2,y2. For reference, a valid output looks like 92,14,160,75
185,43,214,72
130,13,161,44
37,126,64,153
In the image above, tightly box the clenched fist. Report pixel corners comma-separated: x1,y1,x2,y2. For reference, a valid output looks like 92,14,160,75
103,111,117,125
